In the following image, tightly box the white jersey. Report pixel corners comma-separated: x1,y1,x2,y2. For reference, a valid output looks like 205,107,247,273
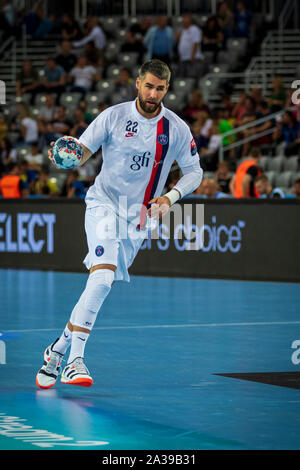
79,99,199,227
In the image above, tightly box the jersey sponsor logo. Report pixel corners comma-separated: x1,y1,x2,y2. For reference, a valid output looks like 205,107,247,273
190,137,197,156
125,132,135,138
157,133,168,145
95,245,104,257
130,151,151,171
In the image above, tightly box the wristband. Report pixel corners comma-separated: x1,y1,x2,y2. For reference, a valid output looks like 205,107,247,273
165,189,180,206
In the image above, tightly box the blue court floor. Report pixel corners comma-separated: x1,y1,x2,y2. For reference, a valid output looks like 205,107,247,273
1,268,300,450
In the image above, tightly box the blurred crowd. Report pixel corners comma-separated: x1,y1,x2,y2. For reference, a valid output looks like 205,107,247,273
0,0,299,200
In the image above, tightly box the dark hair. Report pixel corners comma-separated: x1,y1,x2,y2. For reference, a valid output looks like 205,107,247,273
245,95,256,108
255,174,269,183
249,146,261,158
139,59,171,84
259,100,269,110
284,110,297,126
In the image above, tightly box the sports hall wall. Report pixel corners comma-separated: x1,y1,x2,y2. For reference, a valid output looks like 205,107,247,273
0,199,299,283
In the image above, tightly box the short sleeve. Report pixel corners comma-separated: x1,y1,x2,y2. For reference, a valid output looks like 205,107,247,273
191,25,201,43
79,108,111,154
174,122,200,169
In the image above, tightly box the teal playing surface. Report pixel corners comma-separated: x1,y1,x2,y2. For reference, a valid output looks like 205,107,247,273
1,269,300,450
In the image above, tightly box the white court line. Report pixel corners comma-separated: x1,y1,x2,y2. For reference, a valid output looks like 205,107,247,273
4,320,300,334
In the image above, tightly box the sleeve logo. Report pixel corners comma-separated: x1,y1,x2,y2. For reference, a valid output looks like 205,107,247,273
190,138,197,156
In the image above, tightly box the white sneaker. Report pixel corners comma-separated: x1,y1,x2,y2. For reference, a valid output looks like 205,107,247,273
61,357,93,387
36,339,63,389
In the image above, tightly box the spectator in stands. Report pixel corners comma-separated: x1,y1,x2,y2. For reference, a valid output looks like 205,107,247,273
195,109,213,135
70,108,88,139
73,16,106,57
78,99,94,124
40,57,66,101
0,137,17,175
59,13,82,41
199,120,222,171
220,93,235,116
16,102,38,146
250,86,264,108
230,146,262,198
130,16,152,40
143,15,174,65
121,30,146,64
33,10,55,39
37,93,57,131
216,107,235,147
61,169,86,198
182,89,210,123
214,160,232,194
273,110,300,156
16,60,40,104
0,113,8,141
23,141,43,171
0,0,16,42
241,100,275,156
35,168,59,197
0,163,28,198
177,14,203,78
254,174,285,199
234,0,252,38
191,119,208,154
292,178,300,198
201,178,231,198
202,15,224,62
268,75,286,113
114,68,136,102
2,0,15,28
18,159,34,195
83,41,102,68
239,95,257,124
55,40,78,73
68,55,100,96
217,1,234,41
49,105,73,139
231,92,247,126
22,3,42,37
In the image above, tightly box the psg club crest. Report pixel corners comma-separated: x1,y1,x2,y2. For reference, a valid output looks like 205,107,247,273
95,245,104,257
157,134,168,145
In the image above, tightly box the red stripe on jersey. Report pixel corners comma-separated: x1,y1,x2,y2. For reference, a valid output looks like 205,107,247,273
137,117,164,230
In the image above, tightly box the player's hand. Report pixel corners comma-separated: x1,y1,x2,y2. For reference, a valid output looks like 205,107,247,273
147,196,171,219
48,141,57,166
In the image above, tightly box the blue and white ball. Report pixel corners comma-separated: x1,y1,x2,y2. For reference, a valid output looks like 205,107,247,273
52,136,84,169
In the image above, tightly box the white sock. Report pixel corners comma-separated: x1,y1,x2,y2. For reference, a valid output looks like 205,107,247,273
52,324,72,355
68,330,90,363
66,269,114,364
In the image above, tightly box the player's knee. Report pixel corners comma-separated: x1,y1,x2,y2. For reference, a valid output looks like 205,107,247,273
84,268,114,314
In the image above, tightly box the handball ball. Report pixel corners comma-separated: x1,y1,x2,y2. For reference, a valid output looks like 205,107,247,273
52,136,84,169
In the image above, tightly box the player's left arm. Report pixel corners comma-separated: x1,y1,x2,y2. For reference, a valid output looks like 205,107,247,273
148,161,203,218
148,127,203,218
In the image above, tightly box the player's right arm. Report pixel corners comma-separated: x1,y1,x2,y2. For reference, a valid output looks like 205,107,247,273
48,141,92,167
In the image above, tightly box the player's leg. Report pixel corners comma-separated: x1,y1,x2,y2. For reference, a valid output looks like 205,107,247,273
60,263,115,387
36,204,118,389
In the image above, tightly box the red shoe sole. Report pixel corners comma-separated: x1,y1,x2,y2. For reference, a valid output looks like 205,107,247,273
62,377,93,387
